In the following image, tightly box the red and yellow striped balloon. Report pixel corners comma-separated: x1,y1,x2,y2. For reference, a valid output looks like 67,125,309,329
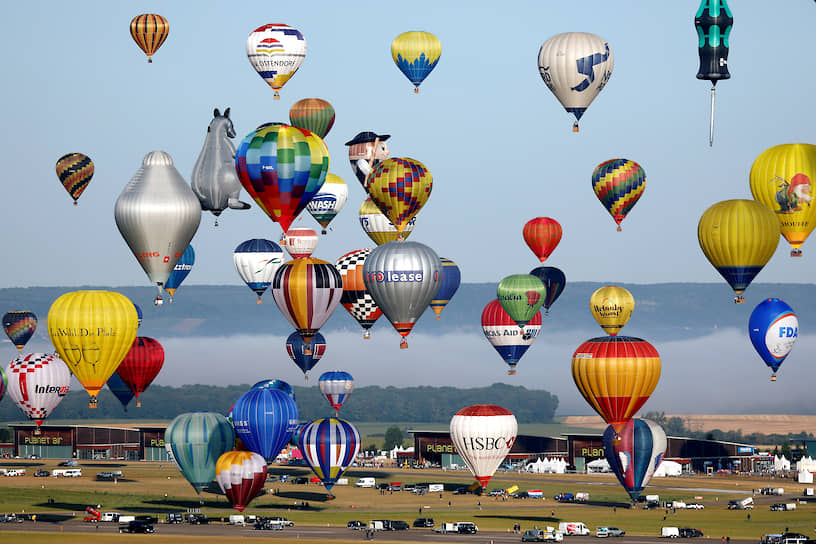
591,159,646,231
130,14,169,63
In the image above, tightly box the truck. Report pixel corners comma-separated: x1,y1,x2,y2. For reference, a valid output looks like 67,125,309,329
770,503,796,511
228,515,245,526
727,497,753,509
662,527,680,538
355,477,376,488
558,522,590,536
428,483,444,493
523,527,564,541
575,492,589,503
554,492,575,502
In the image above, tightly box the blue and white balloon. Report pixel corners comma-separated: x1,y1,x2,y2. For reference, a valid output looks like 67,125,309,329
318,371,354,415
749,298,798,381
231,388,298,461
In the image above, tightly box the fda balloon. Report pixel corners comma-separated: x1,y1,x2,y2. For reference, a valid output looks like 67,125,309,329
749,143,816,256
235,123,329,234
299,417,360,495
572,336,661,435
55,153,93,205
318,370,354,415
282,228,318,259
165,412,236,494
307,173,347,233
232,388,299,460
271,258,343,345
335,249,383,339
233,239,284,303
359,196,415,245
289,98,335,139
523,218,562,262
497,274,546,328
3,311,37,352
749,298,798,381
116,337,164,407
362,241,442,348
286,331,326,379
538,32,614,131
603,418,666,502
246,24,306,99
592,159,646,231
529,266,566,314
365,158,432,236
430,258,461,321
48,290,139,407
481,299,541,375
590,286,634,336
216,450,267,512
391,31,441,93
130,14,169,63
6,353,71,428
698,199,780,303
164,245,194,300
114,151,202,306
450,405,517,488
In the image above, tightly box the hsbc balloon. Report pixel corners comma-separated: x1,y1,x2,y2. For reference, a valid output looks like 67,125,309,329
749,298,798,381
603,418,666,502
6,354,71,430
449,404,517,488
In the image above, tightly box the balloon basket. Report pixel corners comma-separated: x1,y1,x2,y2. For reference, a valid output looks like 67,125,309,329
414,87,419,94
734,295,745,304
214,219,219,227
154,297,163,306
321,229,327,235
303,347,312,356
791,249,802,257
148,58,153,64
572,123,579,133
73,201,78,207
256,299,262,304
273,92,280,100
88,397,98,409
771,375,777,382
34,426,42,436
507,369,516,375
136,400,142,408
616,225,622,232
436,315,440,321
363,331,371,340
400,339,408,349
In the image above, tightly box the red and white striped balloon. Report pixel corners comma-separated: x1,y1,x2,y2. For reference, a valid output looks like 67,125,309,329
449,405,517,488
215,450,267,512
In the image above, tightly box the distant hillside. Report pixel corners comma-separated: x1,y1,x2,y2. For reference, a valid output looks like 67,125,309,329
2,282,812,343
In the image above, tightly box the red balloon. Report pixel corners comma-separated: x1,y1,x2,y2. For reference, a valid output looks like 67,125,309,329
115,337,164,407
216,451,267,512
523,217,562,263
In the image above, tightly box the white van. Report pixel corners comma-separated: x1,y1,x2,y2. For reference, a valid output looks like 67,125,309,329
5,469,25,476
369,520,385,531
64,468,82,477
558,522,590,536
118,516,135,524
428,484,444,493
100,512,120,522
355,477,376,488
662,527,680,538
228,515,245,526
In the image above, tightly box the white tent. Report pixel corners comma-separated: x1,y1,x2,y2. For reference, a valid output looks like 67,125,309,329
586,458,611,473
796,456,816,473
798,469,814,484
773,455,791,471
526,457,567,474
653,460,683,477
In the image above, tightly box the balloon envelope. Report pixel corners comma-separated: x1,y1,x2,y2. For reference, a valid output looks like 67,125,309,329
391,31,441,92
0,366,6,403
590,285,634,336
216,450,267,512
130,14,169,62
523,218,562,262
359,197,416,245
365,158,432,235
6,353,71,426
603,418,666,501
289,98,335,139
449,405,517,488
299,418,360,494
282,228,319,259
481,299,541,375
591,159,646,230
233,239,284,302
115,337,164,406
497,274,546,328
749,298,798,379
106,372,135,411
335,249,383,337
55,153,94,204
306,173,347,233
246,24,306,99
251,379,295,401
164,245,195,298
3,311,37,352
165,412,236,494
231,388,299,461
430,258,461,320
318,371,354,414
529,266,566,313
286,331,326,378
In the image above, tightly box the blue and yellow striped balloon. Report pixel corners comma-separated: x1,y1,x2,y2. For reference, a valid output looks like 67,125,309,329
430,258,460,320
299,417,360,494
591,159,646,231
391,31,441,93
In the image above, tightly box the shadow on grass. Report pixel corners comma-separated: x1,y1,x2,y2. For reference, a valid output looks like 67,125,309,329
80,463,128,468
475,513,559,524
270,490,333,503
142,499,228,510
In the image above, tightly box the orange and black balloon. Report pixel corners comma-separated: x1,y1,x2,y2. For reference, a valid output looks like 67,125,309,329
56,153,94,205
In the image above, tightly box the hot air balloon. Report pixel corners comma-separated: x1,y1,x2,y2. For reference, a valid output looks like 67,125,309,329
115,337,164,407
55,153,93,205
306,173,347,234
523,218,562,262
299,417,360,497
449,405,517,488
133,303,143,326
282,228,318,259
0,366,6,403
335,249,383,339
3,311,37,352
362,241,441,348
603,418,667,502
5,353,70,432
106,372,135,411
251,379,295,401
246,24,306,99
497,274,546,328
235,123,329,234
391,31,441,93
318,371,354,415
114,151,202,306
216,450,267,512
749,298,798,381
529,266,566,314
286,331,326,379
164,245,194,301
130,14,169,63
538,32,614,132
430,258,461,320
572,336,661,435
359,197,416,245
365,158,432,236
233,239,284,303
231,388,299,460
590,286,635,336
271,258,343,347
591,159,646,231
289,98,335,139
698,199,780,303
749,143,816,257
48,290,138,408
695,0,732,146
165,412,236,495
481,299,542,375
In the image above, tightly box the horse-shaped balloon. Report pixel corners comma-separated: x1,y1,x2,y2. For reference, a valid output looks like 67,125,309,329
191,108,251,225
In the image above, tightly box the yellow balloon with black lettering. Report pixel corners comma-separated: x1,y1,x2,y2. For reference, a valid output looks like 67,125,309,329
48,291,139,408
589,286,634,336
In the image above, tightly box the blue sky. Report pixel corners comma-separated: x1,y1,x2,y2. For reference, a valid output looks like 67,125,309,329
3,0,816,288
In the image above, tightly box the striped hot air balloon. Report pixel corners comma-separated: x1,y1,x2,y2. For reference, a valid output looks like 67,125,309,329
55,153,94,205
282,228,318,259
318,371,354,415
299,418,360,495
603,418,666,501
129,14,169,63
289,98,335,139
216,450,267,512
3,311,37,352
232,388,298,461
430,258,461,320
164,412,235,494
391,31,442,93
592,159,646,231
164,245,195,300
335,249,383,339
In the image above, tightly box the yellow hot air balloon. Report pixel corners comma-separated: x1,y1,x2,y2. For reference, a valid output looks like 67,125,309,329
589,286,634,336
698,199,780,303
391,31,442,93
749,143,816,257
365,157,432,237
47,291,139,408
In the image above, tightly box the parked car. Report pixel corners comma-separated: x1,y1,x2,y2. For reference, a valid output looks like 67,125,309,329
184,513,209,525
264,516,294,527
347,520,366,530
413,517,434,527
376,483,389,490
388,520,409,531
293,477,309,484
523,528,564,542
487,488,506,496
166,513,183,524
1,514,23,523
58,460,77,467
254,518,284,531
596,527,625,537
457,522,478,534
679,528,703,538
119,520,154,534
33,469,50,477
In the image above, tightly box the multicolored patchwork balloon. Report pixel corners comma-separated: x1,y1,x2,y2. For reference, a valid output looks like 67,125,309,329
289,98,335,139
299,417,360,496
3,311,37,352
55,153,94,205
246,24,306,99
591,159,646,231
130,14,169,63
391,31,441,93
365,157,432,237
335,249,383,338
